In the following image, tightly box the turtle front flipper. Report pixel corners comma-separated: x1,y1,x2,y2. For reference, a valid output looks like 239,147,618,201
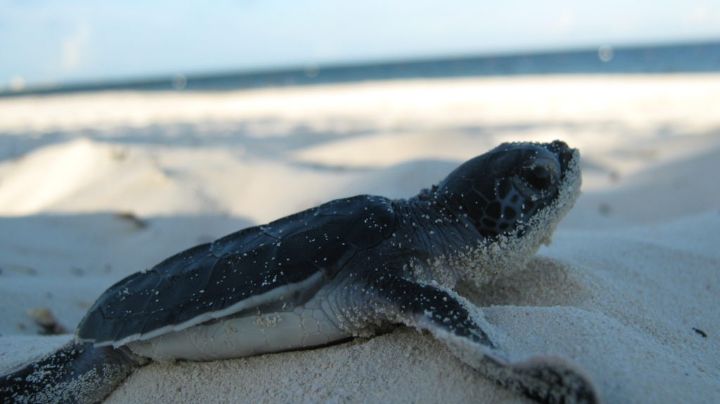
370,275,598,404
0,341,145,404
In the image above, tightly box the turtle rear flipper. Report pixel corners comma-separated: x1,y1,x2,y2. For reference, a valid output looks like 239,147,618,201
0,341,145,404
369,275,598,404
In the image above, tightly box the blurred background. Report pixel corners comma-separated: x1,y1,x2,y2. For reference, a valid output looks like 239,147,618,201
1,0,720,92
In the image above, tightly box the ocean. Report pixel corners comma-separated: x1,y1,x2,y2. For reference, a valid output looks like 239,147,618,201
2,40,719,98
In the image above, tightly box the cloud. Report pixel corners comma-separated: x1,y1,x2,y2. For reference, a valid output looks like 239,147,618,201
551,9,577,35
61,23,91,71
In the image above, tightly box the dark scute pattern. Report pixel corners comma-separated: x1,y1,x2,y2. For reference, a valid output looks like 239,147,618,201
497,178,511,199
78,195,396,343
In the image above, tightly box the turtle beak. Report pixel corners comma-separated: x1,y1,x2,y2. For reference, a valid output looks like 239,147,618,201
545,140,577,178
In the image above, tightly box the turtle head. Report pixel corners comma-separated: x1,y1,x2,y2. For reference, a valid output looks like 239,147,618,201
435,140,581,242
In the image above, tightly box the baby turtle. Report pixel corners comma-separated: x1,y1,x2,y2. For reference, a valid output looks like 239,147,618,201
1,140,595,403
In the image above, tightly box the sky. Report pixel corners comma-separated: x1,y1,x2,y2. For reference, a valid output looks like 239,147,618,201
1,0,720,88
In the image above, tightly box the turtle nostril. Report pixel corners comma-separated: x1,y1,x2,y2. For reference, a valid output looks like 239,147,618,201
558,149,574,172
550,140,569,151
547,141,574,172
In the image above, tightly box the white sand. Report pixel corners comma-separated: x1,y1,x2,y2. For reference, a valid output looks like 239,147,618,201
0,75,719,403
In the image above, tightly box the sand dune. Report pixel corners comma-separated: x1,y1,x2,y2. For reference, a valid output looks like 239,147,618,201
1,75,719,403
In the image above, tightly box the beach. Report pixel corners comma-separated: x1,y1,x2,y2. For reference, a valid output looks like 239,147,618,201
0,75,719,403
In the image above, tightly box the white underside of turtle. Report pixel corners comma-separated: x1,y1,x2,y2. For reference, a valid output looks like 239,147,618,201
128,273,350,361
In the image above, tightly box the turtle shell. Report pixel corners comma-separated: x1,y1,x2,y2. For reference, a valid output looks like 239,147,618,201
77,195,396,347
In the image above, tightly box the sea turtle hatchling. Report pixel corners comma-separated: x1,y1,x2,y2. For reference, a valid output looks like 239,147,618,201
0,140,596,403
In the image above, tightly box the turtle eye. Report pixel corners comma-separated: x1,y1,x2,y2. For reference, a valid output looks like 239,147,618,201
524,165,552,189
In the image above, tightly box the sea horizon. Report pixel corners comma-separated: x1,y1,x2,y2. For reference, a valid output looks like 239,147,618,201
2,39,719,98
